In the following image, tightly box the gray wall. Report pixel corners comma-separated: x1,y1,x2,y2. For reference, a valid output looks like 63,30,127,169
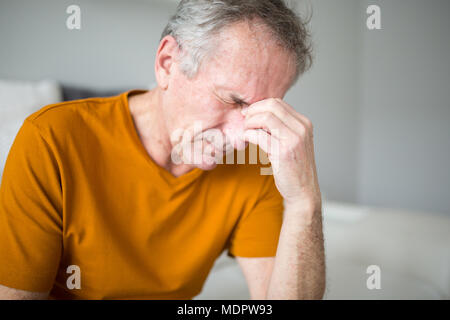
1,0,449,214
358,0,450,214
0,0,177,88
285,0,361,203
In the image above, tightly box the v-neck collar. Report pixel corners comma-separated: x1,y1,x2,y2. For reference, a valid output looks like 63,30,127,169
120,90,205,191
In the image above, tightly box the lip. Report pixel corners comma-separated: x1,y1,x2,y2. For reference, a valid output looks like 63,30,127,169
201,128,248,154
233,140,248,151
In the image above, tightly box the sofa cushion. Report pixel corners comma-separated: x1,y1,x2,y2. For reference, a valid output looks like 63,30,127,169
0,79,62,180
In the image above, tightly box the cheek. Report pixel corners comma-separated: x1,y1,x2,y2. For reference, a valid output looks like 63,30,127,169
198,104,227,131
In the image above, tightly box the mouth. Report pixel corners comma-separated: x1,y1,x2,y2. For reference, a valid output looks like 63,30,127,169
192,128,249,164
205,135,247,155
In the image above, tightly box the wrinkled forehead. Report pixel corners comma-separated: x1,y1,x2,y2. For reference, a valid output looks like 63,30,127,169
201,20,296,102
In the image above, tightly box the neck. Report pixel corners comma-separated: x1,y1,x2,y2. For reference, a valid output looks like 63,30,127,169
128,88,196,177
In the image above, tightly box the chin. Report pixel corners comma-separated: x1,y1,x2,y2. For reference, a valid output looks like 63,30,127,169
197,161,218,171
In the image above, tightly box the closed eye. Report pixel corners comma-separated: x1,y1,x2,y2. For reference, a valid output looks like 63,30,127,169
213,90,249,108
222,99,244,108
231,98,248,108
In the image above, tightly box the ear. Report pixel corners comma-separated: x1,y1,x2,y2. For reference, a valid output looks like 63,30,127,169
154,35,180,90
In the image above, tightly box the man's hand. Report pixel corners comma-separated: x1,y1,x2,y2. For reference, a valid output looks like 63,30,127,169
243,98,321,212
240,98,325,299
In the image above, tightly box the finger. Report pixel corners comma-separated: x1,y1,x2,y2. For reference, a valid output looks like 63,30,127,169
244,98,297,121
243,129,277,157
244,99,307,136
272,98,314,131
244,111,296,141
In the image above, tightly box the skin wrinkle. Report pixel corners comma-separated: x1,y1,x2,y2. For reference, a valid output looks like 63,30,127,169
129,19,296,176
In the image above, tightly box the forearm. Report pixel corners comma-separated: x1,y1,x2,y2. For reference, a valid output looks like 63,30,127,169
0,284,48,300
266,202,326,300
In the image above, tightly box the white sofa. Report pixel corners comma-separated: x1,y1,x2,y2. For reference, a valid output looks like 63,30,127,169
0,79,62,180
196,202,450,300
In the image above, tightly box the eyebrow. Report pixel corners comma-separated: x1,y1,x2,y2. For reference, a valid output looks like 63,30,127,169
213,85,251,106
229,94,250,106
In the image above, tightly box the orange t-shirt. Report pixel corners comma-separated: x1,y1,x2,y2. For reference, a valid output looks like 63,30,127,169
0,90,284,299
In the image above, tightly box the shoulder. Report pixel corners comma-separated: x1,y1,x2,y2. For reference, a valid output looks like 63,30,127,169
25,94,123,133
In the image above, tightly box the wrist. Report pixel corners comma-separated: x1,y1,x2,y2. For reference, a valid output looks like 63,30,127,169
284,197,322,219
284,195,321,211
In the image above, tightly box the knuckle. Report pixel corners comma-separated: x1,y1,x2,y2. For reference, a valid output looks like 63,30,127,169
269,98,279,108
305,118,313,129
291,136,301,148
262,111,272,122
298,124,306,137
279,107,289,119
279,147,290,159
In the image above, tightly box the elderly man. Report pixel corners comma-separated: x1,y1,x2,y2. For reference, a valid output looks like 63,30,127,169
0,0,324,300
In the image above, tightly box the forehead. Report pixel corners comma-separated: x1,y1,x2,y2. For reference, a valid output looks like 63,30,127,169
200,20,296,103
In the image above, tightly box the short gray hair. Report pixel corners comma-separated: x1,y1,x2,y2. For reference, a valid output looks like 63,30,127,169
161,0,313,85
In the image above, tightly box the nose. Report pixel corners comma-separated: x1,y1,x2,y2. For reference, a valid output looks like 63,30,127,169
221,108,245,132
221,109,247,150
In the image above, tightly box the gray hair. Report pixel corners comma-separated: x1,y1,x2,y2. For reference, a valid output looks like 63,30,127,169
161,0,313,85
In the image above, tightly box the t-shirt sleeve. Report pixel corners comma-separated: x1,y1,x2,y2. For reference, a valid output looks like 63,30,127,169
0,119,63,292
227,174,284,258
